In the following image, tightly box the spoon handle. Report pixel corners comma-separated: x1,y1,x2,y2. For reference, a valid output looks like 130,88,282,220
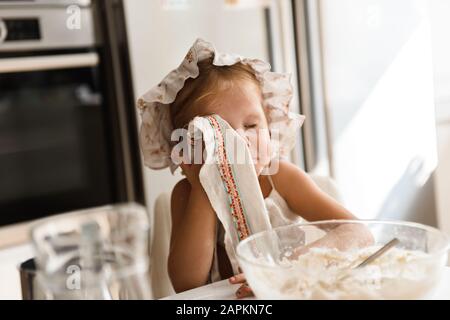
355,238,400,269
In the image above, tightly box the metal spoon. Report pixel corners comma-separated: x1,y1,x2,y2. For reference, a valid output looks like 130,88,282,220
353,238,400,269
335,238,401,283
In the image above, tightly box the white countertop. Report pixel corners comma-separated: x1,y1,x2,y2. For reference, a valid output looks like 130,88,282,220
0,244,34,300
163,268,450,300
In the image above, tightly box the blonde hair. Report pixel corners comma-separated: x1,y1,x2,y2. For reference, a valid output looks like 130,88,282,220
170,57,262,130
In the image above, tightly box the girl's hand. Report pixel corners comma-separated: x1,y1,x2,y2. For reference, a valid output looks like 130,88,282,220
290,223,374,259
229,273,254,299
179,139,206,190
180,162,203,190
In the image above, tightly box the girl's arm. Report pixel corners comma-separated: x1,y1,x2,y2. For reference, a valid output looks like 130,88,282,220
272,160,374,250
273,160,355,221
168,171,217,293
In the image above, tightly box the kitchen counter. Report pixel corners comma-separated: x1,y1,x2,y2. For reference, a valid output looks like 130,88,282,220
2,244,449,300
163,268,450,300
0,244,34,300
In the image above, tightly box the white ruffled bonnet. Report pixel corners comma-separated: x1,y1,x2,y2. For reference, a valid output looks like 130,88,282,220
137,38,305,173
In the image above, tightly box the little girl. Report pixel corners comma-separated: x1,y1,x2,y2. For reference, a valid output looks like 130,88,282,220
137,39,371,298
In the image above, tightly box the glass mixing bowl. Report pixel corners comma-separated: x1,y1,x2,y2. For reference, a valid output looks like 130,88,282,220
236,220,449,300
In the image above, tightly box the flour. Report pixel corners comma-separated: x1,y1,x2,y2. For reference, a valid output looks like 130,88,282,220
247,246,444,300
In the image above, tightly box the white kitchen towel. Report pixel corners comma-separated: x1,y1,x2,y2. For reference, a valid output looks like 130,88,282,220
184,114,273,275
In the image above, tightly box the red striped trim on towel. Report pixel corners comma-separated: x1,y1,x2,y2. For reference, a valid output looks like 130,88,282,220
206,115,251,241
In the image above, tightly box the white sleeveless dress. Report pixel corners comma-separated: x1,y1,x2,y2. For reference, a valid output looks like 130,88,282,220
209,175,303,282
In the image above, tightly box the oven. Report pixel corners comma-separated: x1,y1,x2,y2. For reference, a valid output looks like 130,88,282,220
0,0,144,230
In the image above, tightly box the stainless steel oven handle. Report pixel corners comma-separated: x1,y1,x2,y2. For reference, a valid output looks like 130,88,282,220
0,19,7,44
0,52,99,73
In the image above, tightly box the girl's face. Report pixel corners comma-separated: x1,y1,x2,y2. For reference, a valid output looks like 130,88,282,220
202,81,272,175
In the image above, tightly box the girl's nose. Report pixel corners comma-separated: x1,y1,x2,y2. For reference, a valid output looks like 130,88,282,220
244,135,252,148
245,136,251,147
236,130,251,147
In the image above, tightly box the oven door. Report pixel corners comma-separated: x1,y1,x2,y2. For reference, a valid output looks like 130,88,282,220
0,52,116,226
